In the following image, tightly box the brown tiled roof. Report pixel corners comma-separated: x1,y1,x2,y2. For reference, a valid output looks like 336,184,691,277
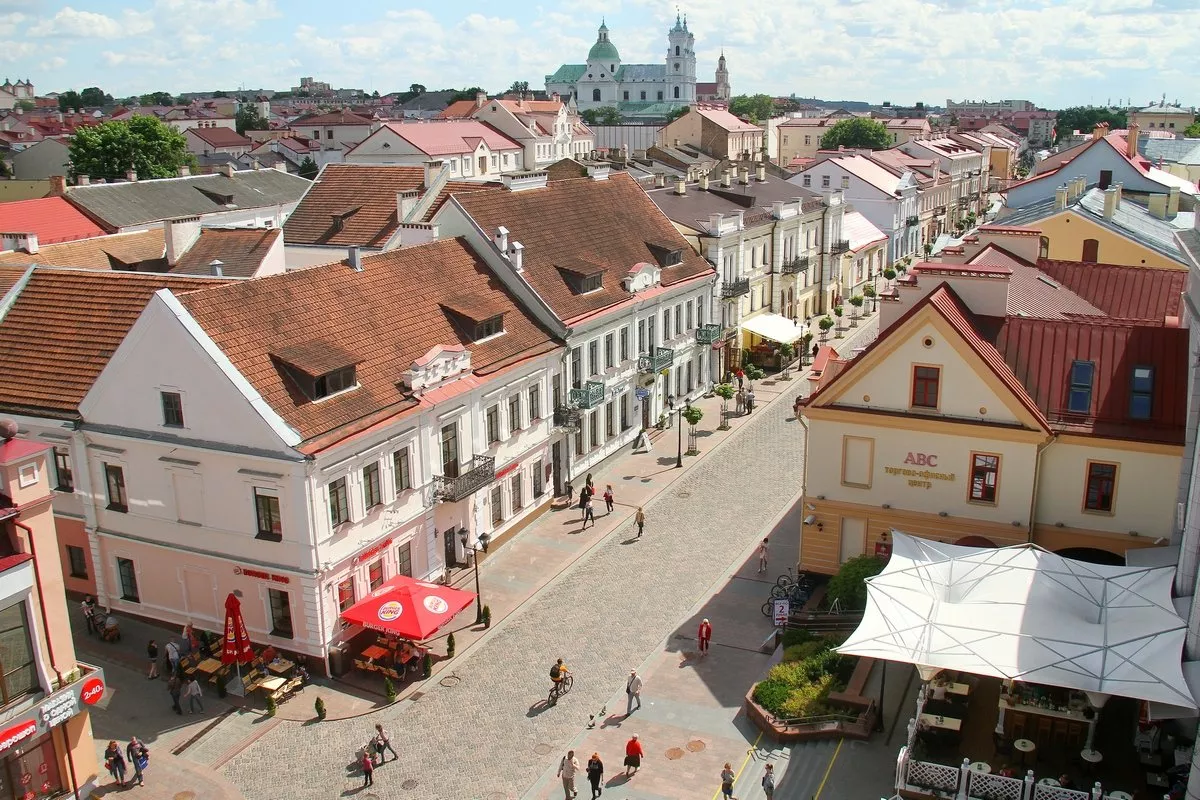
283,164,424,247
421,180,501,222
293,110,375,126
0,266,28,297
453,173,715,321
1036,258,1185,322
0,229,165,270
187,127,253,148
0,268,228,417
170,228,281,278
176,237,559,444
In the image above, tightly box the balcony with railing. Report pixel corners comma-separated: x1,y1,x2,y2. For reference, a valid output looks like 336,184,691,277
695,324,723,344
780,255,809,275
568,380,605,409
637,346,675,373
552,406,582,431
906,215,919,227
434,455,496,502
830,239,850,254
720,277,750,299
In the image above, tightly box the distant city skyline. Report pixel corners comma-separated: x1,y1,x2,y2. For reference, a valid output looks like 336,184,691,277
2,0,1197,110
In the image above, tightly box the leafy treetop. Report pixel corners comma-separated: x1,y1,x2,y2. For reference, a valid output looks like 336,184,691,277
581,106,622,126
1052,106,1127,144
818,118,890,150
235,105,270,136
297,156,319,180
68,116,196,181
1184,122,1200,138
728,94,774,125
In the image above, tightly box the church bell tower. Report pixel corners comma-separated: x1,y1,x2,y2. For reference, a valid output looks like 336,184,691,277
665,12,696,105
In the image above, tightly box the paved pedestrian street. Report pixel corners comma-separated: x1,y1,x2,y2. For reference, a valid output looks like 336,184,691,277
221,378,812,798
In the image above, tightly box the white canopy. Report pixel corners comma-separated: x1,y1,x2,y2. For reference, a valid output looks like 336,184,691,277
740,312,804,344
838,532,1196,709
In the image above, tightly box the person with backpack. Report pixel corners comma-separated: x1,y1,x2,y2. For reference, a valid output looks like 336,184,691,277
556,749,580,799
549,658,570,704
126,737,149,786
762,762,776,797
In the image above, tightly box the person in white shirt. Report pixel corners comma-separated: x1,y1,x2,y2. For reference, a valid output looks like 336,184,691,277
557,749,580,799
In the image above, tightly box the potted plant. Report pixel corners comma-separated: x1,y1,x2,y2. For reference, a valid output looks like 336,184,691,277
681,405,703,455
833,306,844,338
266,694,277,717
384,676,397,703
801,332,814,365
862,285,876,313
713,383,735,429
446,632,456,658
481,605,492,629
883,267,896,285
818,316,834,341
923,242,933,256
314,696,327,720
848,295,864,326
422,653,432,679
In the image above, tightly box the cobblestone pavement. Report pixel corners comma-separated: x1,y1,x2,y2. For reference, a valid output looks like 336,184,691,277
221,371,815,799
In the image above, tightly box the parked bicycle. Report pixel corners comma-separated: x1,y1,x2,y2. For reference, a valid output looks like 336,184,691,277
761,567,813,617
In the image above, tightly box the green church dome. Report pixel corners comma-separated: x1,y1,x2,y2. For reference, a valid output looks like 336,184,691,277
588,39,620,62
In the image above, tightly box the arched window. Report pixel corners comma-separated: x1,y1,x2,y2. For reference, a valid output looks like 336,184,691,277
592,89,601,102
610,64,614,72
674,63,680,72
673,86,680,99
1082,238,1099,263
1039,236,1050,259
675,45,680,56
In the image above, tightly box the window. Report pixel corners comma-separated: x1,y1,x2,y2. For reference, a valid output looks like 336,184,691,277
640,91,646,101
362,462,382,509
104,463,128,512
663,308,671,339
1084,462,1117,513
840,176,850,189
528,385,541,421
575,428,584,456
1039,236,1049,259
588,410,598,450
337,577,355,612
532,458,544,497
474,315,504,340
508,395,521,433
312,129,319,139
393,448,411,493
1067,360,1094,414
588,340,599,376
619,327,629,362
313,366,356,399
441,423,459,477
647,317,655,348
1098,169,1112,190
491,485,503,524
674,86,680,99
65,545,87,579
328,477,349,527
968,454,1000,503
581,274,602,293
1081,238,1099,263
821,175,830,188
604,332,615,369
675,303,683,335
621,392,630,430
804,135,811,146
326,130,333,140
657,91,663,101
605,400,615,439
637,319,645,353
486,404,500,444
0,602,38,703
697,296,705,326
254,489,282,541
675,45,680,56
911,366,940,409
117,557,139,602
686,301,693,330
396,542,412,577
53,447,73,492
623,91,629,101
368,559,385,590
592,89,601,102
570,347,582,388
1130,365,1154,420
510,473,523,510
268,588,293,638
161,391,184,427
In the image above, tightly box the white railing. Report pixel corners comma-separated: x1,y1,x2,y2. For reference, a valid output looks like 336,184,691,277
967,770,1024,800
905,758,961,796
1031,784,1093,800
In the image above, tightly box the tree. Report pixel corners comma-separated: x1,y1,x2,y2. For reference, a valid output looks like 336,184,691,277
79,87,112,107
138,91,175,107
448,86,485,103
713,383,735,430
212,90,228,99
58,91,83,113
580,106,622,126
664,106,689,124
235,105,270,136
1184,122,1200,138
68,116,196,181
14,99,34,113
0,160,10,179
1053,106,1127,144
818,316,834,339
409,83,426,96
827,555,884,610
818,118,890,151
848,295,864,322
297,156,319,180
508,80,529,95
728,94,774,125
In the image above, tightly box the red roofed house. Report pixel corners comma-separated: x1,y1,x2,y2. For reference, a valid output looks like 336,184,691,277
0,194,106,248
837,210,888,301
184,126,253,157
439,92,594,168
292,109,379,153
344,121,525,180
798,222,1186,573
657,104,764,161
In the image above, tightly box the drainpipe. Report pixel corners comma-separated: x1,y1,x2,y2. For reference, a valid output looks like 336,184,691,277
797,414,811,571
1026,434,1056,544
302,458,333,678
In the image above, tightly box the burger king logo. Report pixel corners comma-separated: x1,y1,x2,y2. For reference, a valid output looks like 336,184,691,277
0,720,37,753
377,601,403,622
423,595,449,615
80,677,105,706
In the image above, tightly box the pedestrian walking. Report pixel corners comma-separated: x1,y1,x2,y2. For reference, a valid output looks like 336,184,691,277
793,394,804,419
623,735,643,777
736,369,745,390
698,618,712,655
746,388,756,413
373,724,397,762
81,595,98,635
103,741,127,788
578,485,592,520
603,484,614,513
167,672,183,715
183,676,203,714
360,750,375,787
582,497,596,529
625,669,642,715
147,640,160,679
126,737,149,786
757,537,769,574
735,388,745,415
586,753,604,798
165,639,180,674
556,749,580,799
720,762,735,798
762,762,776,797
635,507,645,538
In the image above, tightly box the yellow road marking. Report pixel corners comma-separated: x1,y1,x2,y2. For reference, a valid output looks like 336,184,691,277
710,729,763,800
813,738,845,800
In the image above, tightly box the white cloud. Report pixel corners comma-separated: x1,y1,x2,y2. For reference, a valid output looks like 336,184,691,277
40,56,66,70
0,41,39,65
27,6,154,39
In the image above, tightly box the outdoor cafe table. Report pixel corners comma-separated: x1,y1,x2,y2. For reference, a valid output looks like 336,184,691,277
919,713,961,732
258,676,286,693
361,645,389,662
1038,778,1060,787
942,681,970,696
969,762,991,774
267,658,294,675
1014,738,1036,767
195,658,222,675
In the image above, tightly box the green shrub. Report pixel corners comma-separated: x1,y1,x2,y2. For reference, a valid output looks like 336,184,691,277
783,640,827,663
802,649,846,683
827,555,884,610
314,696,326,720
422,653,432,679
752,678,791,711
779,674,836,718
767,660,810,686
384,676,396,702
265,694,277,716
780,628,818,649
745,365,764,381
682,406,703,426
446,633,456,658
714,383,736,400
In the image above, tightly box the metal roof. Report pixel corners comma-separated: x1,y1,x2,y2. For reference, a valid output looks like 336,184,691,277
1141,137,1200,166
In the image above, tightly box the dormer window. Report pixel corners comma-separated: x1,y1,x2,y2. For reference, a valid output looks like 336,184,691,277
313,366,356,399
581,274,602,293
646,241,684,267
272,343,361,402
1130,365,1154,420
474,315,505,341
1067,360,1094,414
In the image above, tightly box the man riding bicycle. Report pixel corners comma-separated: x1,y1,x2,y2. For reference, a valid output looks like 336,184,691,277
549,658,571,702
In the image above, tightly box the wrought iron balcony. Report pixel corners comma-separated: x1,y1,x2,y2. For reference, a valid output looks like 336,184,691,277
958,197,970,207
568,380,605,409
906,215,919,227
830,239,850,254
780,255,809,275
720,277,750,298
434,455,495,502
637,346,675,373
553,406,582,431
696,323,723,344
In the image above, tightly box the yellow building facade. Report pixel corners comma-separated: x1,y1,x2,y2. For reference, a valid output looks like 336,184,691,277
1035,209,1188,269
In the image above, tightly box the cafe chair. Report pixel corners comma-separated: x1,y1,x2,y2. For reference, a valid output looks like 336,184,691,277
993,733,1013,758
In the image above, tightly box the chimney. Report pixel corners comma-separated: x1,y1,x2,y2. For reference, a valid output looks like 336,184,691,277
1126,122,1139,159
1055,184,1068,210
218,163,235,178
508,241,524,272
1091,123,1106,141
163,216,201,267
673,138,680,148
21,233,38,254
495,226,509,253
208,259,224,277
1102,186,1119,219
48,175,66,196
654,173,666,189
699,173,709,190
125,169,138,182
722,169,732,188
476,91,487,108
1148,194,1168,219
423,159,443,188
76,175,90,186
673,178,686,195
348,246,363,272
397,189,419,221
739,165,750,184
1167,185,1180,216
177,165,191,177
756,164,766,182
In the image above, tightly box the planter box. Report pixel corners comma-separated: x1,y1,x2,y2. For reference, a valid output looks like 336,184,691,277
744,656,878,743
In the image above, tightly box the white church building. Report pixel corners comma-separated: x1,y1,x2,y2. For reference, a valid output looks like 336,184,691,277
545,16,729,118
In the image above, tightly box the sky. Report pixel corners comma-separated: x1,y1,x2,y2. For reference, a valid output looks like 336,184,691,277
1,0,1196,109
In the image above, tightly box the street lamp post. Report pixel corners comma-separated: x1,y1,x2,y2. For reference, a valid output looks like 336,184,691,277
674,398,689,469
458,530,490,624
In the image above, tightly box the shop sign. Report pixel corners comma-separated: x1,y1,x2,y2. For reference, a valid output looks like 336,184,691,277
904,452,938,467
80,677,104,705
884,454,955,490
0,667,106,755
494,461,520,481
0,721,37,754
875,541,893,559
710,339,724,351
354,538,393,565
233,566,290,584
772,599,790,627
38,688,79,729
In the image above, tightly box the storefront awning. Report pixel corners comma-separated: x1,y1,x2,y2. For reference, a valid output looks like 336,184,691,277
340,575,475,641
740,313,803,344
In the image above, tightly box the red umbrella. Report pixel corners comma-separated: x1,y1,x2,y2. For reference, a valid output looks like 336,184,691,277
340,576,475,641
222,593,254,665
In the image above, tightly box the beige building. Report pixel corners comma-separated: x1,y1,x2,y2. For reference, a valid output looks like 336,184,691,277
775,117,930,165
657,104,764,161
799,227,1186,574
1128,103,1195,133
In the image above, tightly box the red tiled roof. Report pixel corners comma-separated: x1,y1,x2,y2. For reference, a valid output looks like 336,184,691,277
294,109,375,126
1036,258,1184,322
694,106,761,133
170,228,281,278
0,266,27,296
377,121,521,157
437,100,479,119
0,268,229,417
0,197,106,245
0,229,164,270
978,224,1041,236
283,164,424,247
187,127,253,148
450,173,715,322
422,180,501,222
497,99,563,114
176,238,559,446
